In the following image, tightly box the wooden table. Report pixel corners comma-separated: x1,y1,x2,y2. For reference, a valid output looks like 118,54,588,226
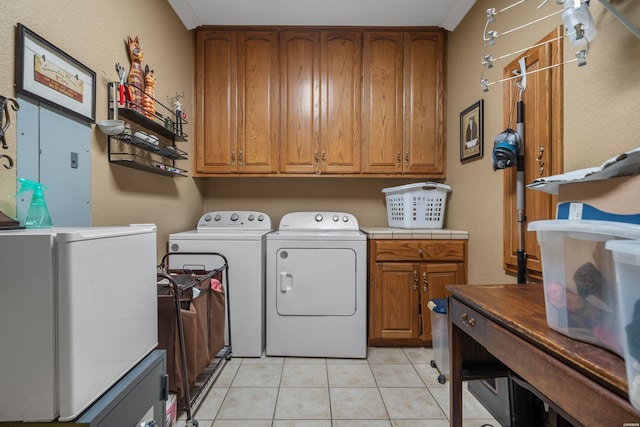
447,284,639,426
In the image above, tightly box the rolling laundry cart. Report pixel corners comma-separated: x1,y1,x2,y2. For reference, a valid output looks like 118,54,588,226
157,252,231,427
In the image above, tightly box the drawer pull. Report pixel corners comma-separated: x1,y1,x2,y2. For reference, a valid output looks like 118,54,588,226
418,248,423,255
461,312,476,327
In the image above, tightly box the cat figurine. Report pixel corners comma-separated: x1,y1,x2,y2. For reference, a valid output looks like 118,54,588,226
126,36,144,112
143,65,156,119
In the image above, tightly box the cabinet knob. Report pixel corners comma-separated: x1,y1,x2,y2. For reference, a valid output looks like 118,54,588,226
461,313,476,327
422,271,428,292
418,249,423,256
397,151,401,167
413,270,418,290
405,151,409,166
231,150,236,166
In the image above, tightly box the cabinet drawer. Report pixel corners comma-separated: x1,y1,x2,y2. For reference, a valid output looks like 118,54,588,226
450,298,488,347
373,240,465,262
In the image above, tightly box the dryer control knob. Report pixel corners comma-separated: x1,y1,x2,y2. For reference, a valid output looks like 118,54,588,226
231,213,240,221
332,215,339,222
204,214,212,222
248,214,255,221
342,216,349,222
315,213,323,222
214,214,222,221
258,215,265,221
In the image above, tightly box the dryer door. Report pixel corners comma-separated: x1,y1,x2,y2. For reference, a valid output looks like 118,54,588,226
275,248,356,316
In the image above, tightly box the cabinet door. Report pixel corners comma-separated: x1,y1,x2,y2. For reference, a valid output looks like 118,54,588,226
237,31,279,173
320,31,361,173
403,31,445,176
362,32,404,173
370,262,420,340
195,31,237,174
503,28,561,281
420,262,466,341
279,31,320,174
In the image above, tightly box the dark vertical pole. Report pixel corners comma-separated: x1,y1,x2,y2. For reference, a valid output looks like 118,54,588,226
516,99,526,284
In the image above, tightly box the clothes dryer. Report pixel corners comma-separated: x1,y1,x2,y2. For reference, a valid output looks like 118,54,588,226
169,211,272,357
266,212,367,358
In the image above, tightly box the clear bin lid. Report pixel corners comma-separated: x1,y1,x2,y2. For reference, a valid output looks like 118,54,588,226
528,219,640,239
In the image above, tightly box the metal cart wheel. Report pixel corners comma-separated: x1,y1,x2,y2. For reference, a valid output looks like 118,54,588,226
186,419,199,427
438,374,447,384
430,360,437,368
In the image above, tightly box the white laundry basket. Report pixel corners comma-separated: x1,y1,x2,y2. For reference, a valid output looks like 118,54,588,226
382,182,451,229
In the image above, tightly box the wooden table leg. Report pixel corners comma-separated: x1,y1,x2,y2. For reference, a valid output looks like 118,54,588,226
449,315,464,427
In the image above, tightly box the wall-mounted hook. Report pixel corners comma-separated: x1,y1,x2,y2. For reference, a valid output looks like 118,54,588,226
0,154,14,169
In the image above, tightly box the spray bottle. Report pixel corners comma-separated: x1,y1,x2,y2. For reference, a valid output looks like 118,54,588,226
16,178,53,228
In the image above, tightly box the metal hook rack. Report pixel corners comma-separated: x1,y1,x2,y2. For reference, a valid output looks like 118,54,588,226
480,0,595,91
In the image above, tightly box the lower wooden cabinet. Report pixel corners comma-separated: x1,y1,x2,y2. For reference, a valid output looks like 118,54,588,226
368,239,467,346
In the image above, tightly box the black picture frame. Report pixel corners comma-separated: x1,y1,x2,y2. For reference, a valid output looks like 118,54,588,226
460,100,484,162
15,23,96,123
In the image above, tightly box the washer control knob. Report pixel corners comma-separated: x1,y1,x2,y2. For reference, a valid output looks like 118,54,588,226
315,213,323,222
214,214,221,221
332,215,339,222
342,216,349,222
230,213,239,221
204,214,212,222
258,214,265,221
248,214,255,221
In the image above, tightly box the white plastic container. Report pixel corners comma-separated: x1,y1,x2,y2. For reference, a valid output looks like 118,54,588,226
382,182,451,229
528,220,640,356
427,298,449,384
605,240,640,411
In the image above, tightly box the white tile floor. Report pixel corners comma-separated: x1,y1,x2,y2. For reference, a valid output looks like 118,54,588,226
175,347,501,427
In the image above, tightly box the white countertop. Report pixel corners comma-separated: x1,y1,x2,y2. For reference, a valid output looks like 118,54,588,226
360,227,468,240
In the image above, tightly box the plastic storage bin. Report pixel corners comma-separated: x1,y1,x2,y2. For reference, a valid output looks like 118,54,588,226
529,219,640,356
427,298,449,384
382,182,451,229
605,240,640,411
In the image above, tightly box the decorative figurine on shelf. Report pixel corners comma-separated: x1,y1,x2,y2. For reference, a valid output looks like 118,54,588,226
169,93,186,136
143,65,156,119
175,99,183,136
126,36,145,113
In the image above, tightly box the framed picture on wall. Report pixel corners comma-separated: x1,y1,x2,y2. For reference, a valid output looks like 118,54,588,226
460,100,483,162
15,23,96,123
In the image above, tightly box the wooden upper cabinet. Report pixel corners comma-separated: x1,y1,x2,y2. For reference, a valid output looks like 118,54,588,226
194,27,446,177
280,31,361,174
237,31,279,173
194,31,278,174
195,31,236,174
362,32,404,173
279,31,320,174
362,30,445,176
320,31,362,174
403,31,445,176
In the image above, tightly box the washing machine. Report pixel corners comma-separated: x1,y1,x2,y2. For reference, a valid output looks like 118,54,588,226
266,212,367,358
168,211,272,357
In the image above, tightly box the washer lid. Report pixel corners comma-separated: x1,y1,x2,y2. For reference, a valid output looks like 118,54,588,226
170,229,272,240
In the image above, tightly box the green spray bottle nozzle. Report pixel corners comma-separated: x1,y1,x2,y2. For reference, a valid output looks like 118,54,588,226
16,178,53,228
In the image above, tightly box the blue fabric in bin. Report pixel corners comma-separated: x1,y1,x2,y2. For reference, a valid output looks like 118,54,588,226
429,298,447,314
